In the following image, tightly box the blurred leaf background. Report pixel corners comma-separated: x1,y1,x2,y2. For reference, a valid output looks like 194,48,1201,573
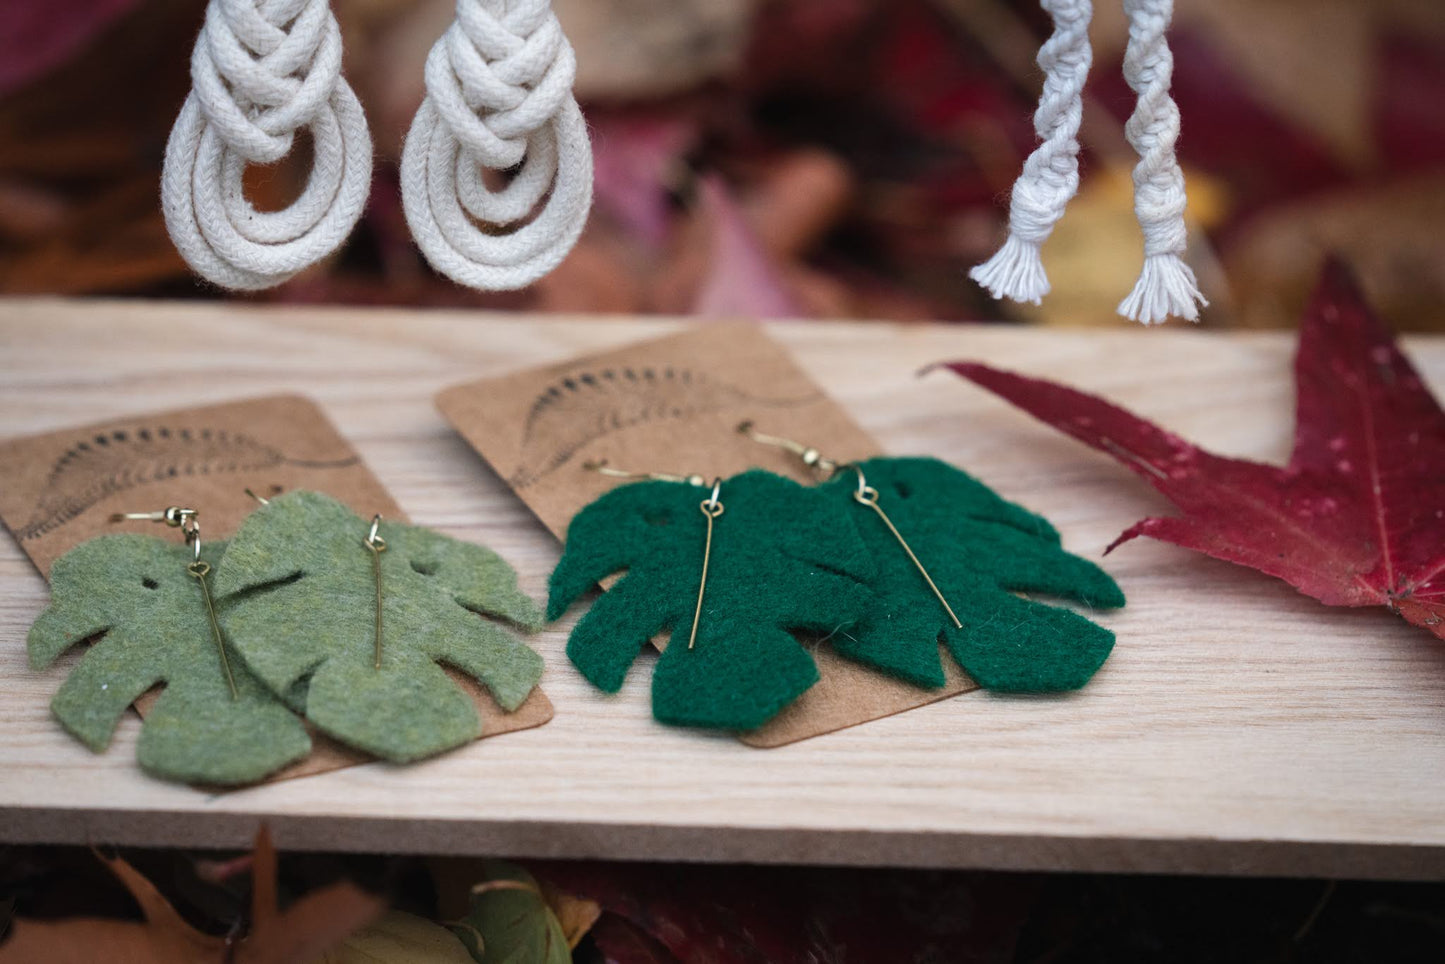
2,0,1443,328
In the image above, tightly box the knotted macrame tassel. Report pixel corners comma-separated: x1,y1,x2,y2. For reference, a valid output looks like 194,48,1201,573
401,0,594,291
971,0,1093,305
1118,0,1206,324
161,0,373,290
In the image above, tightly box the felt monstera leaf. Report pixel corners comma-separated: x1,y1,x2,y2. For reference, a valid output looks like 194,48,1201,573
27,534,311,785
548,470,876,730
821,457,1125,691
212,491,544,762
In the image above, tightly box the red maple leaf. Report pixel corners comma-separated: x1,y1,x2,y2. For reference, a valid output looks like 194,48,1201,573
938,261,1445,638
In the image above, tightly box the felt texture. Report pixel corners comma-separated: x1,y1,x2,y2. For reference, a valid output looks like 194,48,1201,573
548,470,877,730
212,491,544,763
27,534,312,786
820,457,1125,691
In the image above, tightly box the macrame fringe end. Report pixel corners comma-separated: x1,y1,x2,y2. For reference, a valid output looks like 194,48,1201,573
1118,253,1206,325
970,235,1051,306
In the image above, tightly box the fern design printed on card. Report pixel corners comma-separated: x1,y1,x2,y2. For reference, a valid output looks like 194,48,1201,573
18,426,358,541
510,366,818,488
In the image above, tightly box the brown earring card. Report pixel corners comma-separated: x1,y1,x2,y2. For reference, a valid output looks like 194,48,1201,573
436,324,980,747
0,394,553,783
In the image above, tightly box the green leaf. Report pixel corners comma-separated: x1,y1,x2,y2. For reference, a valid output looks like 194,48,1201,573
319,911,476,963
450,863,570,964
27,534,311,785
821,457,1125,690
548,470,876,730
212,491,544,762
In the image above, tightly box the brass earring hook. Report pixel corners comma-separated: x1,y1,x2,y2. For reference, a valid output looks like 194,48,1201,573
110,505,197,527
110,506,238,699
583,459,708,487
735,421,838,477
738,422,962,631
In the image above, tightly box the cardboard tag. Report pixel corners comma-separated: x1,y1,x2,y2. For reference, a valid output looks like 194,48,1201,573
437,325,978,747
0,394,552,782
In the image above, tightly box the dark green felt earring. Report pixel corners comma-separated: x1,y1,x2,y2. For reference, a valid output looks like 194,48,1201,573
28,506,311,786
739,424,1125,692
548,463,876,731
212,490,545,763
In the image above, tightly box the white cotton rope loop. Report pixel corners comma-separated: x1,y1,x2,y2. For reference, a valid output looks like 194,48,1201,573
1118,0,1206,324
161,0,373,291
970,0,1093,306
401,0,594,291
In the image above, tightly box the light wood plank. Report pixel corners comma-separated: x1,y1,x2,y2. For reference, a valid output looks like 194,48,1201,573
2,298,1443,879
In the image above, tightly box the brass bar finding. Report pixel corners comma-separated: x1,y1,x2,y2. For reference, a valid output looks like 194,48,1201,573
688,479,725,650
187,556,238,700
364,515,387,669
853,481,963,630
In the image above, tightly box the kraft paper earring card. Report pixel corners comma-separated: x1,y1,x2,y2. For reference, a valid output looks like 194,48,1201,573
0,394,552,783
437,324,981,747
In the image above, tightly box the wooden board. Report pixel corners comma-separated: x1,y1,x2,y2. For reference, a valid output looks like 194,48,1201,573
1,298,1443,880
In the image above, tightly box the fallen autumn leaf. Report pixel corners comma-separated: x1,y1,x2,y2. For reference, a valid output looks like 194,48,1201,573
938,259,1445,638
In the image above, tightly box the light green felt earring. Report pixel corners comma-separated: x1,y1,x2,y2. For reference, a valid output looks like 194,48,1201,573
212,491,544,763
548,468,877,731
28,530,312,786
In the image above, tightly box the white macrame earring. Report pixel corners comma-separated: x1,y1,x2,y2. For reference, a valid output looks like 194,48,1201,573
1117,0,1206,324
161,0,374,291
970,0,1092,306
400,0,594,291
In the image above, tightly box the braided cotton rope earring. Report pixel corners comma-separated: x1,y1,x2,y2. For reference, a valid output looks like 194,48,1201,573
161,0,373,291
1116,0,1206,324
400,0,594,291
971,0,1205,324
970,0,1092,307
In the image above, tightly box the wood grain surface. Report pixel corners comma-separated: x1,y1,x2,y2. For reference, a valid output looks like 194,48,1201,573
2,298,1443,880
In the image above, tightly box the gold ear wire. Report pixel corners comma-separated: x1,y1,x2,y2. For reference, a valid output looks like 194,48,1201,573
735,421,838,476
583,459,708,487
110,506,197,526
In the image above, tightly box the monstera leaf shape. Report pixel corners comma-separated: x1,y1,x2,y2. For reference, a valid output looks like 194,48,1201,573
821,457,1125,691
212,491,544,762
27,535,311,785
548,470,877,730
